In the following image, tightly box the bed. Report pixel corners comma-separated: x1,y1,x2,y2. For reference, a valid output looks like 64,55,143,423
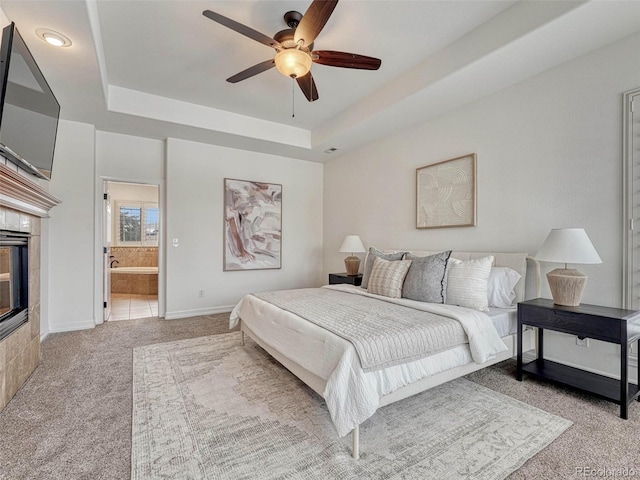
230,250,538,459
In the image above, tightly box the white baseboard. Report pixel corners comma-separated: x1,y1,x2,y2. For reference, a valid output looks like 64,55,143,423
163,305,233,320
40,331,49,342
48,320,95,334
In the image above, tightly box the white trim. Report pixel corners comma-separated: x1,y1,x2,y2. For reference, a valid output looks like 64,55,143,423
630,354,638,370
164,305,233,320
40,331,49,342
48,320,95,333
113,200,159,247
622,87,640,309
94,176,166,326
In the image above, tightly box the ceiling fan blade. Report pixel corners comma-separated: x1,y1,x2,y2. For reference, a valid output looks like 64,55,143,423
312,50,381,70
203,10,281,49
227,59,276,83
296,72,319,102
294,0,338,47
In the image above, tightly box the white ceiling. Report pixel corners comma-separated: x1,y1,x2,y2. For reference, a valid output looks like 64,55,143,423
1,0,640,162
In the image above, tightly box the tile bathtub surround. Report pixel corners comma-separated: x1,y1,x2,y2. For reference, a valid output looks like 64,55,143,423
111,272,158,295
110,247,158,268
0,206,41,411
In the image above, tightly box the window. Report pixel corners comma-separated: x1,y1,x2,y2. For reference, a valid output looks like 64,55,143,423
115,202,159,246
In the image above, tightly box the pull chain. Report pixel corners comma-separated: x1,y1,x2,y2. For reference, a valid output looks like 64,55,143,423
291,77,295,118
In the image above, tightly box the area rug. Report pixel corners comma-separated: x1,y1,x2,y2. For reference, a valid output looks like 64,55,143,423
131,333,571,479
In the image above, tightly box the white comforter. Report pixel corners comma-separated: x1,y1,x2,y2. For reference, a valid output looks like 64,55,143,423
230,285,507,437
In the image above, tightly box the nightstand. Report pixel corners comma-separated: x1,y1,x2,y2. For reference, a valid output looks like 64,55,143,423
329,272,363,286
517,298,640,419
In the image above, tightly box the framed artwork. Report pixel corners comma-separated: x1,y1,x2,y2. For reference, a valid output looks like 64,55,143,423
224,178,282,271
416,153,476,229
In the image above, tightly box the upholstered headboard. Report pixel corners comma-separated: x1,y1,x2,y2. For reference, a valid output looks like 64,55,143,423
385,250,533,304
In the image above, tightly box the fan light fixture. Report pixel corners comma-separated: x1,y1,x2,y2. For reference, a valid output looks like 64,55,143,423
274,48,312,78
203,4,382,103
36,28,72,47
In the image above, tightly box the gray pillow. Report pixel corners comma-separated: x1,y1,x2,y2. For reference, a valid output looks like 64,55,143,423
401,251,452,303
361,247,406,289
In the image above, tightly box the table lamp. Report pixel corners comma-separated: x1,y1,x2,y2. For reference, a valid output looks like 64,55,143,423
339,235,366,276
535,228,602,306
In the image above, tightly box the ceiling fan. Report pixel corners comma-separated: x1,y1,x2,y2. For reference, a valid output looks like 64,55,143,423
202,0,382,102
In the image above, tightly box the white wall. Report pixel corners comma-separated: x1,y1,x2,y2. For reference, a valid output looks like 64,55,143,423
165,138,323,319
323,32,640,378
95,131,165,181
44,119,96,334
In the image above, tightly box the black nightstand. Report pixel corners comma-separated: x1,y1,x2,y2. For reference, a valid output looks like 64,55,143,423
329,272,363,286
517,298,640,419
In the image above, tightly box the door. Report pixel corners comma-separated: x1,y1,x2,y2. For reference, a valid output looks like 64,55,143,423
103,186,112,321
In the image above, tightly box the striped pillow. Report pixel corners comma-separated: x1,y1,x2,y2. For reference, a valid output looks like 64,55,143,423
367,257,412,298
445,255,494,312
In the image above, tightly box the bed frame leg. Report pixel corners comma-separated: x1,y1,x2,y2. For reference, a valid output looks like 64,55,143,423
351,426,360,459
240,330,245,346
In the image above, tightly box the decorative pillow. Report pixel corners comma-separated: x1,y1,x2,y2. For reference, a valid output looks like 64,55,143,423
487,267,521,308
402,251,452,303
445,255,494,312
367,257,412,299
361,247,407,289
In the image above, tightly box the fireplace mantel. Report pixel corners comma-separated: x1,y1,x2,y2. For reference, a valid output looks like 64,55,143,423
0,163,61,217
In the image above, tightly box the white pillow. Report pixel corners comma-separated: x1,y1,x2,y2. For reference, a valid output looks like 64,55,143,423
445,255,494,312
367,257,412,299
487,267,521,308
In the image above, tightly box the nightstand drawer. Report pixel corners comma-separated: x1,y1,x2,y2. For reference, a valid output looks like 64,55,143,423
329,273,363,286
520,304,621,343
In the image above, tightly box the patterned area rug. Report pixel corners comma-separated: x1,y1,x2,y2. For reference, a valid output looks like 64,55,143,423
132,333,571,479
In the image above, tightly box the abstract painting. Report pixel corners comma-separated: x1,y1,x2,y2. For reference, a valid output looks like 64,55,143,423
224,178,282,271
416,153,476,229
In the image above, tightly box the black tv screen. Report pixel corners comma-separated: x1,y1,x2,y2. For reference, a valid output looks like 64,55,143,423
0,22,60,180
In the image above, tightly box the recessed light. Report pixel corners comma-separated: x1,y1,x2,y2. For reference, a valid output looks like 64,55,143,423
35,28,72,48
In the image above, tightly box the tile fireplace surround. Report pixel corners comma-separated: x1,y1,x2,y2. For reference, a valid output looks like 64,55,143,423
0,162,60,411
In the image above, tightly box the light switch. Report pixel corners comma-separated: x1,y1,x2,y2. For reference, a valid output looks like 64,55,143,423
172,238,179,247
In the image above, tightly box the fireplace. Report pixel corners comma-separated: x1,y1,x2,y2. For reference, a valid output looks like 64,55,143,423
0,162,60,411
0,230,29,342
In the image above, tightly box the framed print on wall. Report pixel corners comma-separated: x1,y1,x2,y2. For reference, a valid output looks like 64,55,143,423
224,178,282,271
416,153,476,229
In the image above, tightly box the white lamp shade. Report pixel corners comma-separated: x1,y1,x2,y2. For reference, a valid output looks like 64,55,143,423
339,235,366,254
535,228,602,264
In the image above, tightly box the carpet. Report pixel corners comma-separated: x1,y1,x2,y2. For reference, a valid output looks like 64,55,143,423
131,333,571,480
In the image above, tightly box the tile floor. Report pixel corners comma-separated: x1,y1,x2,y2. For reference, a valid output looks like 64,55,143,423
109,293,158,321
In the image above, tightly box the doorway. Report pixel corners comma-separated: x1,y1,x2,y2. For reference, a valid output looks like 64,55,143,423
103,181,160,321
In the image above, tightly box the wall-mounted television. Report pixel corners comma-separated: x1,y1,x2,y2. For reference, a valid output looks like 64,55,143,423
0,22,60,180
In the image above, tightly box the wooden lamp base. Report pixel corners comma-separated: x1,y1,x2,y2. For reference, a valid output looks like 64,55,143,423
546,268,588,306
344,256,361,276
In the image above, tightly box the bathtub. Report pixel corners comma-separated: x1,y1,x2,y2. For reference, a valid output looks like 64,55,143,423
110,267,158,295
110,266,158,274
